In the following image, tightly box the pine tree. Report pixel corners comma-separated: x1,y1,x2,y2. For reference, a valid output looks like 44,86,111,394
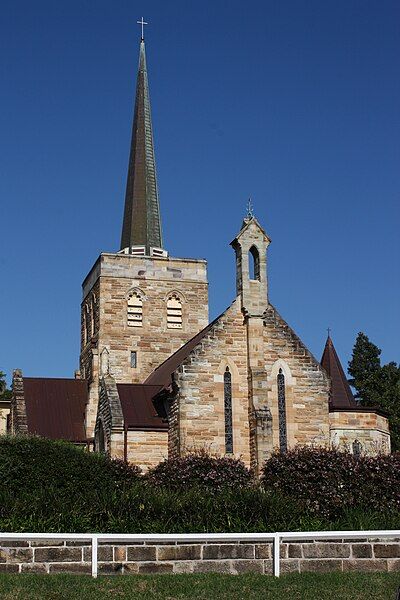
348,333,400,451
348,332,381,405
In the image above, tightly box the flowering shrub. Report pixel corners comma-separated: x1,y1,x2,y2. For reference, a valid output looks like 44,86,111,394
145,451,255,491
262,447,400,519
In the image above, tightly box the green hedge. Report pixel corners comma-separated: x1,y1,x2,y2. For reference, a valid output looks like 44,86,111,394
0,436,398,533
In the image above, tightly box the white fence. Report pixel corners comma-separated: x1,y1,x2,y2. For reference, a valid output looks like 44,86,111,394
1,530,399,578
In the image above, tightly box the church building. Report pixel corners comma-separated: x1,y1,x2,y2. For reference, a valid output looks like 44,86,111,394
8,35,390,472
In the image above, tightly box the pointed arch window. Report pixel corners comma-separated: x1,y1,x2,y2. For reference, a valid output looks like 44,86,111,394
277,368,287,453
352,439,362,458
224,367,233,453
91,295,97,336
249,245,260,281
167,294,182,329
84,303,91,344
127,292,143,327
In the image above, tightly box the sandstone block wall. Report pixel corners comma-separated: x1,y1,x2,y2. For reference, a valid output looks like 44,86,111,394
263,305,330,449
125,430,168,471
1,538,399,575
174,298,251,465
330,410,391,455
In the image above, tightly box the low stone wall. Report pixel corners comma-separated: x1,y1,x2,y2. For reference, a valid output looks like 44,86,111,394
1,539,399,575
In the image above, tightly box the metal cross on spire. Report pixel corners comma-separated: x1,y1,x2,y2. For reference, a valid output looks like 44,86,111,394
137,17,148,40
246,197,254,219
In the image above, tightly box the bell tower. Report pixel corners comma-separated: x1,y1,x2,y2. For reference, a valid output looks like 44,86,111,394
230,213,271,316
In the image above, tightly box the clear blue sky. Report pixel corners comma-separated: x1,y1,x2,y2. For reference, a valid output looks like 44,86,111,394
1,0,399,384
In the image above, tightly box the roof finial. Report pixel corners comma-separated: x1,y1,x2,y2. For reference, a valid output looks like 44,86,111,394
137,16,148,41
327,327,331,339
246,197,254,219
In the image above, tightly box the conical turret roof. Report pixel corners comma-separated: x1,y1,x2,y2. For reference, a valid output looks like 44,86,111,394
321,335,357,409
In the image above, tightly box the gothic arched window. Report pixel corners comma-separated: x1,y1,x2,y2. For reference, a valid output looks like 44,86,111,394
224,367,233,453
352,439,362,458
249,245,260,281
91,295,96,336
167,294,182,329
84,303,91,344
127,291,143,327
277,368,287,453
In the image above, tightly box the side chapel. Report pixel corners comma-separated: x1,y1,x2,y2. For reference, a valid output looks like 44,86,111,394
9,35,390,471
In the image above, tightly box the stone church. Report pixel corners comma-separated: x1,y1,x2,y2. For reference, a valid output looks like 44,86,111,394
8,37,390,472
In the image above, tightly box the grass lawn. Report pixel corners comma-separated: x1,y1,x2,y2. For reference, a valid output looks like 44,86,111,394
0,572,399,600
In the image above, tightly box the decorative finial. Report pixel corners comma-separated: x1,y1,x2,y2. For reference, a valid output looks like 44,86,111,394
327,327,331,339
246,197,254,219
137,17,148,41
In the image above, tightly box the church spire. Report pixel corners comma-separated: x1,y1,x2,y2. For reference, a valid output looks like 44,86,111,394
120,32,164,256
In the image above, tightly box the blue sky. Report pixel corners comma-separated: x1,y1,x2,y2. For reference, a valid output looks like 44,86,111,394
1,0,399,383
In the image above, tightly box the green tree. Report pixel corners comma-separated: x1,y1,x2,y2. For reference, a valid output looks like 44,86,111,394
348,333,400,451
0,371,11,401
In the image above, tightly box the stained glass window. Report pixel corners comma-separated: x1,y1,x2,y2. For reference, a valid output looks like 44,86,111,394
352,439,362,458
224,367,233,453
277,368,287,453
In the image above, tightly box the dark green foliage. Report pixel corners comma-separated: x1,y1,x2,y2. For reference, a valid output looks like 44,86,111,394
262,446,400,520
0,371,11,400
145,450,255,491
348,332,400,451
1,437,399,533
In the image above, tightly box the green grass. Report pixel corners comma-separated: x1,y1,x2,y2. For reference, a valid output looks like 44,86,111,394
0,573,399,600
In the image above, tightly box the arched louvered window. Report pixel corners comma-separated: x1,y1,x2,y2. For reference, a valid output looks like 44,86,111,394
277,368,287,453
249,245,260,281
224,367,233,453
167,294,182,329
127,292,143,327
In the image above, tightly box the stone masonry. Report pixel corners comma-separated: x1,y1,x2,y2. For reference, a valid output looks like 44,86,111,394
1,538,399,575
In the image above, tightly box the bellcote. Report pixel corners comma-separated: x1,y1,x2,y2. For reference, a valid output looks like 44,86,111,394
230,216,271,316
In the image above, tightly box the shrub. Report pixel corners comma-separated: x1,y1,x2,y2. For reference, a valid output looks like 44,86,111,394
262,446,400,520
145,451,255,491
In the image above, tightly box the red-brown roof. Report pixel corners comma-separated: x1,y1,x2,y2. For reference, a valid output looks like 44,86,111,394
320,336,358,410
23,378,88,442
145,313,224,388
117,384,167,430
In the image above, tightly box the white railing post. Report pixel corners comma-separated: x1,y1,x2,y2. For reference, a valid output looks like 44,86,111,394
91,535,98,578
273,532,280,577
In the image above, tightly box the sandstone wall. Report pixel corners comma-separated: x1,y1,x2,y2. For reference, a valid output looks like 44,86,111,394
175,298,250,464
330,410,391,454
1,538,399,575
263,305,330,449
82,253,208,385
125,430,168,471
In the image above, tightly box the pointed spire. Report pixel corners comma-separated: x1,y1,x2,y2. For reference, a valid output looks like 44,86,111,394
120,36,164,255
321,334,357,409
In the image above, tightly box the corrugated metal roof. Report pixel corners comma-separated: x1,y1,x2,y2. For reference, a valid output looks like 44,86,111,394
23,378,88,442
320,336,358,410
117,384,167,430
